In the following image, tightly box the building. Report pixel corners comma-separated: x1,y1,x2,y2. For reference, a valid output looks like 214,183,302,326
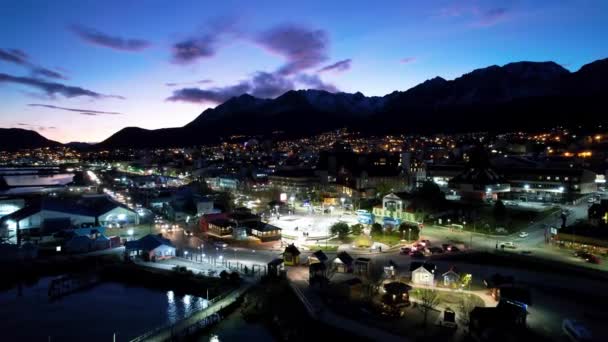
207,218,234,237
500,167,597,202
410,262,436,286
283,244,301,266
372,192,417,223
442,267,460,288
268,168,321,194
125,234,175,261
0,195,138,243
333,251,354,273
354,257,372,276
308,250,328,265
250,222,282,242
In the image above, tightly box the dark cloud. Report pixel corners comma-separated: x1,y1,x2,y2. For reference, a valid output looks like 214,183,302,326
400,57,417,64
167,71,295,104
15,122,56,130
317,59,351,73
296,74,338,93
0,73,124,99
165,79,213,87
28,104,122,116
171,18,239,64
70,25,151,51
0,48,66,79
256,24,329,75
477,8,508,26
0,49,28,64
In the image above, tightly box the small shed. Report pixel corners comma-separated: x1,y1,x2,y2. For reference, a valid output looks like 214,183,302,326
354,257,372,276
410,262,436,286
308,250,328,265
442,267,460,288
333,251,354,273
283,244,301,266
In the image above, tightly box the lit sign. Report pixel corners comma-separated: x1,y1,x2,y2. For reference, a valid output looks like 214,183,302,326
280,193,287,202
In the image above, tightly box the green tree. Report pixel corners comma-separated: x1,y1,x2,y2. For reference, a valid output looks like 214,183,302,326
375,182,393,198
350,223,364,236
371,223,383,235
330,222,350,240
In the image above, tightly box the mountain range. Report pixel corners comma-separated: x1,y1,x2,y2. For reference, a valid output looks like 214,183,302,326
2,57,607,150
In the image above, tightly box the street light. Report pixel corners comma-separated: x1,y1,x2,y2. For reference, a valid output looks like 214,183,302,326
127,229,134,241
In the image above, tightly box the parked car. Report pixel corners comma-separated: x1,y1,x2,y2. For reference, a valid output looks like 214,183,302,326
419,239,431,247
428,246,443,254
214,241,229,249
500,241,517,249
410,251,425,258
519,232,529,238
400,247,412,255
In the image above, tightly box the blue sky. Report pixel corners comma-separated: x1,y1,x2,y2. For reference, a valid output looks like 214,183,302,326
1,0,607,143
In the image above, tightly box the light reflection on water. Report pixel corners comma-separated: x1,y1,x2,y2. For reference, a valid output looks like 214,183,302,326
0,278,209,341
166,290,208,324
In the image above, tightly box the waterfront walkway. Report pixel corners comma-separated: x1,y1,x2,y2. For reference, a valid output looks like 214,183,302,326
130,283,252,342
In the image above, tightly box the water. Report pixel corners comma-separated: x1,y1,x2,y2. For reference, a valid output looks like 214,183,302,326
0,277,208,342
2,173,74,186
198,309,275,342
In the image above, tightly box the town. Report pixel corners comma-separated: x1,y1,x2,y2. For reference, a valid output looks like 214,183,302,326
1,126,607,341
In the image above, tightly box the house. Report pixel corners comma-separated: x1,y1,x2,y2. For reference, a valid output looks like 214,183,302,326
207,218,234,237
354,257,372,276
250,222,281,242
410,262,436,286
333,251,354,273
442,267,460,288
484,273,515,300
0,195,139,239
384,260,397,278
125,234,175,261
309,262,328,284
372,192,417,223
469,301,528,339
382,282,412,313
308,250,328,265
283,244,301,266
336,277,364,300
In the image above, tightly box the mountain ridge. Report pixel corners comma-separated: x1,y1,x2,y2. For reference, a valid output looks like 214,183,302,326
3,57,607,150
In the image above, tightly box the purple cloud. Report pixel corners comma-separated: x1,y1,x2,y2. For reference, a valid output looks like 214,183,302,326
0,73,123,99
167,71,294,104
70,25,151,51
317,59,352,73
400,57,417,64
0,48,66,79
165,79,213,87
28,104,123,116
256,24,329,75
296,74,338,93
171,18,239,64
476,8,509,26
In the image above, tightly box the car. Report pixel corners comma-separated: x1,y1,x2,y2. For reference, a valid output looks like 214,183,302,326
419,239,431,247
587,197,596,204
447,246,460,252
500,241,517,249
519,232,529,238
400,247,412,255
587,255,601,264
214,241,229,249
185,230,193,237
410,251,425,258
428,246,443,254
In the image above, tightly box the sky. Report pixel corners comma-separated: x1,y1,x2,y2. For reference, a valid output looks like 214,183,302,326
1,0,607,143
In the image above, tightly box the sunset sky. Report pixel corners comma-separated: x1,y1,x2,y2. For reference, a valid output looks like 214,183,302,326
1,0,607,143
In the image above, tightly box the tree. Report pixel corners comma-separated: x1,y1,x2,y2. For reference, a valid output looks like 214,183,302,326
375,182,393,198
417,289,440,329
371,223,383,235
350,223,364,236
330,222,350,239
458,295,476,326
493,200,506,220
